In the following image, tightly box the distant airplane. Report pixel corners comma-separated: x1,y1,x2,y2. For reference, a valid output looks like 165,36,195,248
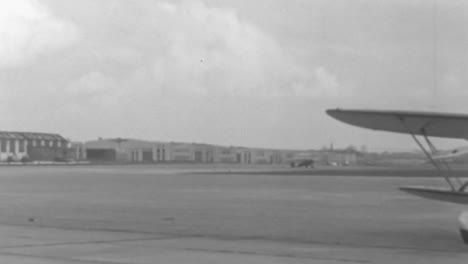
290,159,314,168
327,108,468,243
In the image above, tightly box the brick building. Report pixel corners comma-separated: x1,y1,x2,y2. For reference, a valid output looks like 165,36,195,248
0,131,68,162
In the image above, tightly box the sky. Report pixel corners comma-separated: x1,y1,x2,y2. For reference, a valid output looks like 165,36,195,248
1,0,468,150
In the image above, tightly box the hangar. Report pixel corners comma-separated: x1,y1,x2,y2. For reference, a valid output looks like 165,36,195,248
84,138,297,165
84,138,170,163
0,131,68,162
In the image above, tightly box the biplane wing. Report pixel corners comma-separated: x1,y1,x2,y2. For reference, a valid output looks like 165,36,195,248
326,109,468,139
399,186,468,205
326,108,468,204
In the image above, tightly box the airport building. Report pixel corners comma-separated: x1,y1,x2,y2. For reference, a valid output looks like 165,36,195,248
69,142,87,161
214,146,237,163
193,144,215,162
324,150,357,165
83,138,286,164
0,131,68,162
85,139,216,163
84,138,171,163
281,151,298,164
154,143,169,162
287,149,359,166
82,137,354,165
250,149,271,164
0,130,361,166
244,149,283,164
308,149,357,166
169,142,194,162
234,148,252,164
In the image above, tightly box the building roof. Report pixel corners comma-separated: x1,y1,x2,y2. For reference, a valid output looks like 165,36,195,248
85,138,161,149
0,131,66,141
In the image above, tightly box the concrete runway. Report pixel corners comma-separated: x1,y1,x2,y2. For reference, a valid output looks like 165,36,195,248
0,165,466,263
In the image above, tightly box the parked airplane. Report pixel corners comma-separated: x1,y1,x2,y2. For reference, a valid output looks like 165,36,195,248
290,159,314,168
326,108,468,243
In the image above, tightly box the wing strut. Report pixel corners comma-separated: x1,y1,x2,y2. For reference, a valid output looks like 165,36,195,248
421,129,464,187
399,116,457,191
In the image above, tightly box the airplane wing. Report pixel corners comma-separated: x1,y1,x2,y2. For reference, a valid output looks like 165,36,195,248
326,108,468,204
400,186,468,205
326,108,468,139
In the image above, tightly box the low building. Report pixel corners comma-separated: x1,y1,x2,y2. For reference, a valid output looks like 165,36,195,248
234,148,252,164
169,142,194,162
251,149,275,164
281,151,298,164
0,131,68,162
68,142,87,161
270,150,284,164
193,144,214,163
214,146,236,163
85,139,219,163
153,143,169,162
85,138,163,163
83,137,325,165
322,150,358,166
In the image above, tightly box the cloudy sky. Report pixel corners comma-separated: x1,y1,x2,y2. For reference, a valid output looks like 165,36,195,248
1,0,468,150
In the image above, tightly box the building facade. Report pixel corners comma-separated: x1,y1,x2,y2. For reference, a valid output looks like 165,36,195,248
320,150,358,166
83,137,317,165
0,131,68,162
169,142,194,162
68,142,87,161
234,148,252,164
213,146,237,163
193,144,214,163
85,138,169,163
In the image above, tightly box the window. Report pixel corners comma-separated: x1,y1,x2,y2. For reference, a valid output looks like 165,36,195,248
9,140,14,153
0,139,5,153
49,140,53,147
41,140,45,146
19,140,25,152
57,141,62,147
32,140,36,147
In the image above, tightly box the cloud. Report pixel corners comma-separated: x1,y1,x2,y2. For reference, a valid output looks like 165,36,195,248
0,0,79,68
43,0,347,118
289,66,345,97
112,0,345,98
0,0,350,146
66,72,118,104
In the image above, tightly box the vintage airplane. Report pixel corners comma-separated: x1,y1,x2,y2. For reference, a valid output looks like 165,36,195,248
326,108,468,243
290,159,314,168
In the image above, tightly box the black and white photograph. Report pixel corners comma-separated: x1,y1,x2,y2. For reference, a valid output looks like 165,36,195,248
1,0,468,263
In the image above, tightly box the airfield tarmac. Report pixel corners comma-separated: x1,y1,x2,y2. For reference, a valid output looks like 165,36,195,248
0,165,466,263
